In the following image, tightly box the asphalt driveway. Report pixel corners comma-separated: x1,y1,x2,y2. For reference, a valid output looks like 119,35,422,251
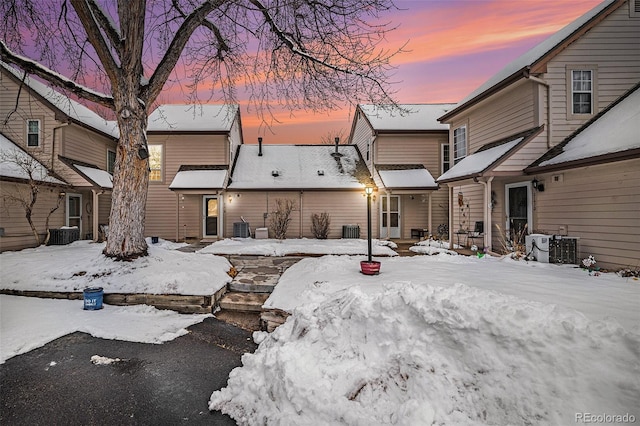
0,317,257,425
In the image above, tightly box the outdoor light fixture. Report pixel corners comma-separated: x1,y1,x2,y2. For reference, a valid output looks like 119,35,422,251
360,185,381,275
532,178,544,192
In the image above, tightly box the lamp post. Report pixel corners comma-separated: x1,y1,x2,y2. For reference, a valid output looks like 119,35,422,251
360,186,380,275
365,186,373,262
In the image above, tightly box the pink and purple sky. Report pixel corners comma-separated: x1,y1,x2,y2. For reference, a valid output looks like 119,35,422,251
196,0,601,145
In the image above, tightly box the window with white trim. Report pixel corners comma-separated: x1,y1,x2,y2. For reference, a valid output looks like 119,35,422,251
107,149,116,173
148,144,163,182
441,143,451,173
27,119,41,147
571,70,593,114
453,126,466,164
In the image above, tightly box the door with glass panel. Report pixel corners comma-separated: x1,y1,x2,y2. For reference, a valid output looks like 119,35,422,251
380,195,400,239
505,183,532,244
66,194,82,236
203,196,219,238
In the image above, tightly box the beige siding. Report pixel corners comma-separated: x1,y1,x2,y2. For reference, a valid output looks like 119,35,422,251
544,4,640,147
144,133,229,240
493,133,548,173
1,69,60,166
0,183,66,252
59,124,116,168
532,159,640,270
224,190,375,239
349,112,375,170
451,81,538,153
449,184,485,236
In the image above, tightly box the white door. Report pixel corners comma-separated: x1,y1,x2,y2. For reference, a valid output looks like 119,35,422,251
505,182,532,243
380,195,401,238
203,196,220,238
66,194,82,236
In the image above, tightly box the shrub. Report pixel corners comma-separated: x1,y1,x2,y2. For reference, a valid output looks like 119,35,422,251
269,199,296,240
311,212,331,239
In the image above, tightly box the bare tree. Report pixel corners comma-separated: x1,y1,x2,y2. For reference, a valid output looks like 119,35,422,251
320,128,347,145
0,147,65,246
1,0,403,260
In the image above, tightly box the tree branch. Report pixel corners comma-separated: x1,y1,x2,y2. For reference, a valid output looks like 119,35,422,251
171,0,230,60
1,41,115,109
69,0,121,84
142,0,225,104
86,0,123,56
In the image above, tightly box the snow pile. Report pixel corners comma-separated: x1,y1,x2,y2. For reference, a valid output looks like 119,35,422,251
0,295,211,363
198,238,398,256
211,283,640,425
91,355,121,365
0,239,232,295
410,238,459,255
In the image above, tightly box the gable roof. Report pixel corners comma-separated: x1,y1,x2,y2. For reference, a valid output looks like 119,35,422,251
147,104,238,133
526,84,640,173
169,165,228,190
439,0,623,122
358,104,455,133
0,133,67,185
0,61,119,139
228,145,370,190
376,164,437,190
57,156,113,189
437,127,543,183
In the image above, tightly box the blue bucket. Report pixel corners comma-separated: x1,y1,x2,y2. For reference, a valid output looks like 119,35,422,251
83,287,104,310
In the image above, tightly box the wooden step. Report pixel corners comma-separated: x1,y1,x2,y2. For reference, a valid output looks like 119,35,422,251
219,292,269,312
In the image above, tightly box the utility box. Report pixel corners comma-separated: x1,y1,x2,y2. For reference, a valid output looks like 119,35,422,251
342,225,360,239
525,234,550,262
255,227,268,239
549,237,579,264
48,227,80,245
233,222,250,238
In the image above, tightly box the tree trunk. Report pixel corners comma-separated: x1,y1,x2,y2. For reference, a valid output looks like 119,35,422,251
103,102,149,260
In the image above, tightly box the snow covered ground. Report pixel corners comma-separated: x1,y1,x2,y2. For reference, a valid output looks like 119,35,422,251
212,253,640,425
0,295,211,364
197,237,398,256
0,238,232,295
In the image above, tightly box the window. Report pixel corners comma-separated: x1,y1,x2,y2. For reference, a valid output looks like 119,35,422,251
107,150,116,174
441,143,451,173
571,70,592,114
27,120,40,147
148,144,163,181
631,0,640,18
453,126,466,164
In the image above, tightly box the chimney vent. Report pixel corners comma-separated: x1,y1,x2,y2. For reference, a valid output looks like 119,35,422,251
334,137,339,153
271,170,279,177
258,137,263,156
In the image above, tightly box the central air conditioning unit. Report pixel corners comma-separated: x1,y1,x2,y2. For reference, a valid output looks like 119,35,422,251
525,234,550,263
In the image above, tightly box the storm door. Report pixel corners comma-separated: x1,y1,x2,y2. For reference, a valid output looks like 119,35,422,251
505,183,532,243
66,194,82,236
380,195,401,239
203,196,220,238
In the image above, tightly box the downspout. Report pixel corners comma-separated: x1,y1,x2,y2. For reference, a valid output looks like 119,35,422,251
427,192,432,238
176,193,180,242
91,189,100,242
526,73,551,149
448,185,454,250
475,177,494,250
299,190,303,238
386,192,391,240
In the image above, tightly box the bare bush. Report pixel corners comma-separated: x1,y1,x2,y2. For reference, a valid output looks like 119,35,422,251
311,212,331,239
269,199,296,240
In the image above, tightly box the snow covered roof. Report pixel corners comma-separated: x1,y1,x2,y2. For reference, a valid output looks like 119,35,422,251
74,164,113,189
437,127,542,183
0,133,66,185
147,104,238,132
228,145,369,190
359,104,455,132
439,0,619,122
528,85,640,171
169,166,228,190
377,165,437,190
0,61,119,139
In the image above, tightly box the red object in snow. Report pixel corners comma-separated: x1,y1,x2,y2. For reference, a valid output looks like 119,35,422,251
360,260,381,275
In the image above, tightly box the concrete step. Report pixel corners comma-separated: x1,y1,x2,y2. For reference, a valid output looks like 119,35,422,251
228,265,281,293
219,292,269,312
